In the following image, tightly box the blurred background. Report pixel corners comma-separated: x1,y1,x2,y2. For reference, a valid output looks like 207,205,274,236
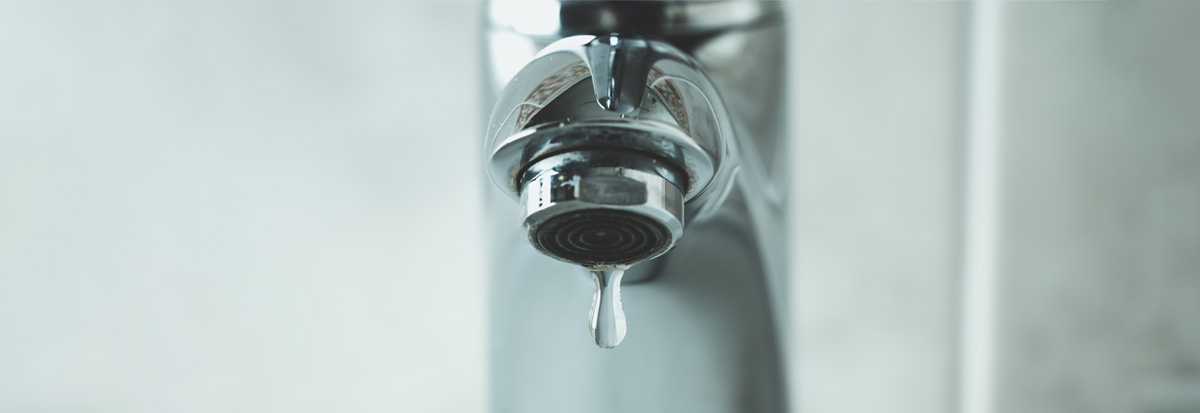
1,1,1197,413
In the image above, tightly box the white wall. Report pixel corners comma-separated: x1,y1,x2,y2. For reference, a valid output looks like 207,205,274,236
0,2,487,412
994,3,1200,412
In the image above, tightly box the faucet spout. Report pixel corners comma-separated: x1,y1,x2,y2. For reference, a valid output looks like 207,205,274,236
484,1,790,410
486,34,735,347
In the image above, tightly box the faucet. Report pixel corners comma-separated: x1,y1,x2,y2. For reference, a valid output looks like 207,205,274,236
483,1,790,411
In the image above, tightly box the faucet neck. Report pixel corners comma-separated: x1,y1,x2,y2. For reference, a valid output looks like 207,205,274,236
489,0,782,38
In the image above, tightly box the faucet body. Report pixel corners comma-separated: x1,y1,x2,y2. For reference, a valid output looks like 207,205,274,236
483,1,790,411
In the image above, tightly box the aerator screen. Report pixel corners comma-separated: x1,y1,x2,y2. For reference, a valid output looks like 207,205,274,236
531,208,672,268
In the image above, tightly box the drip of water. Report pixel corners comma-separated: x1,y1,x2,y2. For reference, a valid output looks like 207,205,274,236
588,268,627,349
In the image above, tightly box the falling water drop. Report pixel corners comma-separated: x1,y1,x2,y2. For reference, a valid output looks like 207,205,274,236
588,268,627,349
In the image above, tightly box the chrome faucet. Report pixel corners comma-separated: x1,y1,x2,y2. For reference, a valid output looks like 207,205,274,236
483,1,790,411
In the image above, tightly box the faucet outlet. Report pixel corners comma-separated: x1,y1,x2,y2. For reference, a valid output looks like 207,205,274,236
520,151,685,270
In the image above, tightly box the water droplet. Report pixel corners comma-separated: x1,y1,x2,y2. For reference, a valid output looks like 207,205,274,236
588,268,627,349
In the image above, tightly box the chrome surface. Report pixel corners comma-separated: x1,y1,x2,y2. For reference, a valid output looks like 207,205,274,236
484,1,789,411
489,0,782,37
485,33,735,215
